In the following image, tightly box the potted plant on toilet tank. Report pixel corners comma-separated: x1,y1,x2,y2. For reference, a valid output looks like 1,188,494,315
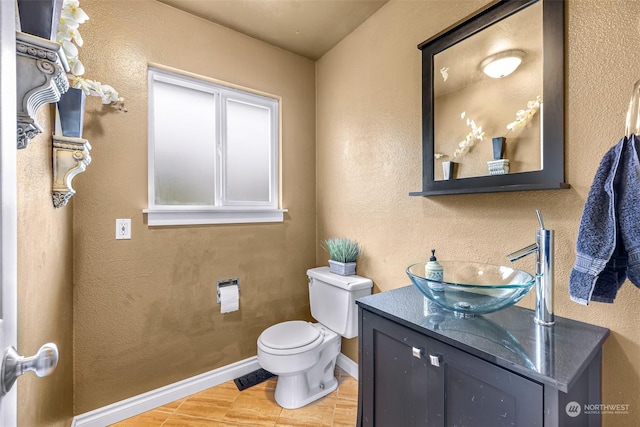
323,237,361,276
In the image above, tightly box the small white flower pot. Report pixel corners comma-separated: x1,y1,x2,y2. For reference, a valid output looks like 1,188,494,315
487,159,510,175
328,260,357,276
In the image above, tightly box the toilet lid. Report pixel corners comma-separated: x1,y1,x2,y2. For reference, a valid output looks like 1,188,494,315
259,321,321,350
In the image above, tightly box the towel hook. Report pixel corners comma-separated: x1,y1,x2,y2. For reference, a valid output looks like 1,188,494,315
625,79,640,138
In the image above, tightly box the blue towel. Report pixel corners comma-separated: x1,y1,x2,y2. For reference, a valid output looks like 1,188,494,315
569,135,640,304
617,137,640,288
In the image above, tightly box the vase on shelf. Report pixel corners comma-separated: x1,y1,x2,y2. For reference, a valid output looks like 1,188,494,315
442,161,458,180
492,137,506,160
489,136,509,175
17,0,63,40
56,88,86,138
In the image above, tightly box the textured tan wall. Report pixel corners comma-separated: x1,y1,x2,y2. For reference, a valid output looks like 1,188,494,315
316,0,640,425
17,108,74,426
72,0,316,413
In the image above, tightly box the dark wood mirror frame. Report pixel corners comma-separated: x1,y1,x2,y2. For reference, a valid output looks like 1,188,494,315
410,0,568,197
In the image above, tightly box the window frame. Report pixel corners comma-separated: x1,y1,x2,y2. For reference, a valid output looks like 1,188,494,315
145,66,286,226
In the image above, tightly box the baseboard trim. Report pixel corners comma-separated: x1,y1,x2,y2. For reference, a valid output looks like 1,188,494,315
336,353,359,380
71,356,261,427
71,353,358,427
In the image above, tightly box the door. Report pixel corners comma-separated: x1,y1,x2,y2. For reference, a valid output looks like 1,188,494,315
372,323,431,426
428,337,543,427
359,310,434,426
0,0,18,425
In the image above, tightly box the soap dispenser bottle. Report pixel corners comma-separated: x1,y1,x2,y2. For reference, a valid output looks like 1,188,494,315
425,249,443,282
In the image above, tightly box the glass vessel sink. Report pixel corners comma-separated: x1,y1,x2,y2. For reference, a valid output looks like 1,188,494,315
407,261,535,317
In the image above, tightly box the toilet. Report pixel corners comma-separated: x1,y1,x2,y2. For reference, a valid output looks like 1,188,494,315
257,267,373,409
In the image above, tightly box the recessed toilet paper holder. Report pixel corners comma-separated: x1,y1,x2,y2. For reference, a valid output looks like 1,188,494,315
217,278,240,303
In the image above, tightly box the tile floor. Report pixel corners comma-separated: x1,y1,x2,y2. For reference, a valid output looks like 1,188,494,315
110,367,358,426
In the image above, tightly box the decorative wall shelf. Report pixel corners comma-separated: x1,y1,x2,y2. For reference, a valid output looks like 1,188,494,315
16,30,69,149
52,135,91,208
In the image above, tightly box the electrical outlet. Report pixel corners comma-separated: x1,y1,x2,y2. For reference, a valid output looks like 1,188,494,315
115,219,131,240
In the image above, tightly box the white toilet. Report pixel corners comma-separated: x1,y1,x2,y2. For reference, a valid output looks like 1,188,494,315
257,267,373,409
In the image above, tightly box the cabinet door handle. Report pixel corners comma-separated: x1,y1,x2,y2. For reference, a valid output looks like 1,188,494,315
412,347,423,359
429,354,442,367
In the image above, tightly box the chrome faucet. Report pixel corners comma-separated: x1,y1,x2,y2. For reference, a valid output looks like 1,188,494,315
507,210,554,326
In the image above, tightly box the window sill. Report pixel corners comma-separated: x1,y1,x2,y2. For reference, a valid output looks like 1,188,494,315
143,207,287,226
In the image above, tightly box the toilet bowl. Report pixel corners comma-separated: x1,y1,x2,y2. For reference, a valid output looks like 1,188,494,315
257,267,372,409
258,321,340,409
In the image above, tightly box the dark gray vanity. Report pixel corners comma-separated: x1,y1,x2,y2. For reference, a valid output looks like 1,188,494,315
356,286,609,426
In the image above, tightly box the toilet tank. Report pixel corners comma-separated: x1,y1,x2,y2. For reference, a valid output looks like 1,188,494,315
307,267,373,339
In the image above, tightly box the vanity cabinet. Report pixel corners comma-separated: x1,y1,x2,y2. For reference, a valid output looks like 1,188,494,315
356,286,610,427
361,312,542,426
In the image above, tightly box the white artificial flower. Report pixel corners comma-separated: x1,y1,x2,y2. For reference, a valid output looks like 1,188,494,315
57,0,124,111
68,27,84,47
440,67,449,82
61,39,78,58
452,114,485,159
57,33,70,46
505,96,542,133
70,76,92,95
59,15,79,31
86,80,104,98
62,0,89,24
67,57,85,76
99,85,120,104
56,19,72,42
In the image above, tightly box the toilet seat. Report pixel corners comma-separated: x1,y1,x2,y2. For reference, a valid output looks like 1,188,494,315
258,321,324,355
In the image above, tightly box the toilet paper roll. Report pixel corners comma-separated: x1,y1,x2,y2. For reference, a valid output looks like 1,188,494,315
220,284,239,313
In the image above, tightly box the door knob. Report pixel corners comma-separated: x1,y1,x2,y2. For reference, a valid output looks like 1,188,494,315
1,343,58,395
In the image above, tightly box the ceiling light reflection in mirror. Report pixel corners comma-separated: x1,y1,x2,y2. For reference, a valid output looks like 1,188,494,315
481,49,525,78
433,2,543,181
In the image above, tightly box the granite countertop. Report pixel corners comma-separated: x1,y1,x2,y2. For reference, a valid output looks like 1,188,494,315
356,285,610,392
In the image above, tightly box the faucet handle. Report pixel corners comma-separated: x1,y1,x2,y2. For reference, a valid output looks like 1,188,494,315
507,243,538,262
536,210,545,229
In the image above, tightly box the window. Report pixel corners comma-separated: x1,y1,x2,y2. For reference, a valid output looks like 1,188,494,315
145,67,285,225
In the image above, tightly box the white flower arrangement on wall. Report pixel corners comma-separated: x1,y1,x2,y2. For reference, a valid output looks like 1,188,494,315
453,112,486,159
506,96,542,133
434,112,486,160
57,0,125,110
434,96,541,162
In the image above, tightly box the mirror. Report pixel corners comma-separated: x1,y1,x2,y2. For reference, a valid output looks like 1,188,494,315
410,0,568,196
